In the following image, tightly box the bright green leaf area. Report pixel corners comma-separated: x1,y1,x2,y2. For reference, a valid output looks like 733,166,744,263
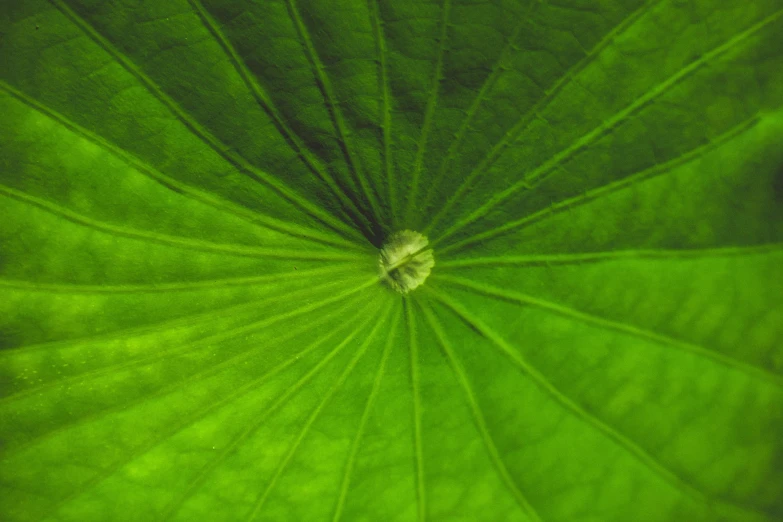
1,0,782,520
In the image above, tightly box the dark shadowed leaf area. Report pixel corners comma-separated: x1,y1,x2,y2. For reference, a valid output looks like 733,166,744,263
1,0,782,521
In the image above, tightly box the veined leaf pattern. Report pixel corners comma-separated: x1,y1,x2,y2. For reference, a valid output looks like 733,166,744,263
1,0,782,521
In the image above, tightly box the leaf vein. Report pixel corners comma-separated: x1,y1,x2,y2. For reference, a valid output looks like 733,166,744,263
0,184,361,261
419,300,543,522
47,0,363,243
246,303,393,522
421,6,537,214
424,0,666,237
0,276,375,408
184,0,377,239
331,305,399,522
437,115,760,253
406,298,427,522
27,293,375,521
368,0,397,227
404,0,452,226
425,284,765,516
0,80,363,250
283,0,384,230
438,243,783,268
433,275,783,389
158,300,383,522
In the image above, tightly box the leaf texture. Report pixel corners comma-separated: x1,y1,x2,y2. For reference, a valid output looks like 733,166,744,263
1,0,782,521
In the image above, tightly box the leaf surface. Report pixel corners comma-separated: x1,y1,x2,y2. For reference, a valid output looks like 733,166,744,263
1,0,782,521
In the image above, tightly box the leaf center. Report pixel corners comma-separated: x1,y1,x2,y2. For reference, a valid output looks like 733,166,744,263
378,230,435,294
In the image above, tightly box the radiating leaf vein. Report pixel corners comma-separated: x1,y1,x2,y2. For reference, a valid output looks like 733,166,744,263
245,303,393,522
431,5,782,245
419,300,543,522
157,301,383,522
0,278,376,408
183,0,378,240
405,298,427,522
32,296,375,521
438,243,783,268
282,0,384,230
0,184,361,261
47,0,364,243
432,276,783,392
331,305,400,522
404,0,452,227
437,114,760,254
0,80,362,250
424,0,666,237
424,284,760,516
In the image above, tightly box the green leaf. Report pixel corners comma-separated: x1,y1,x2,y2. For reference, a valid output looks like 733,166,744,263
1,0,782,521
